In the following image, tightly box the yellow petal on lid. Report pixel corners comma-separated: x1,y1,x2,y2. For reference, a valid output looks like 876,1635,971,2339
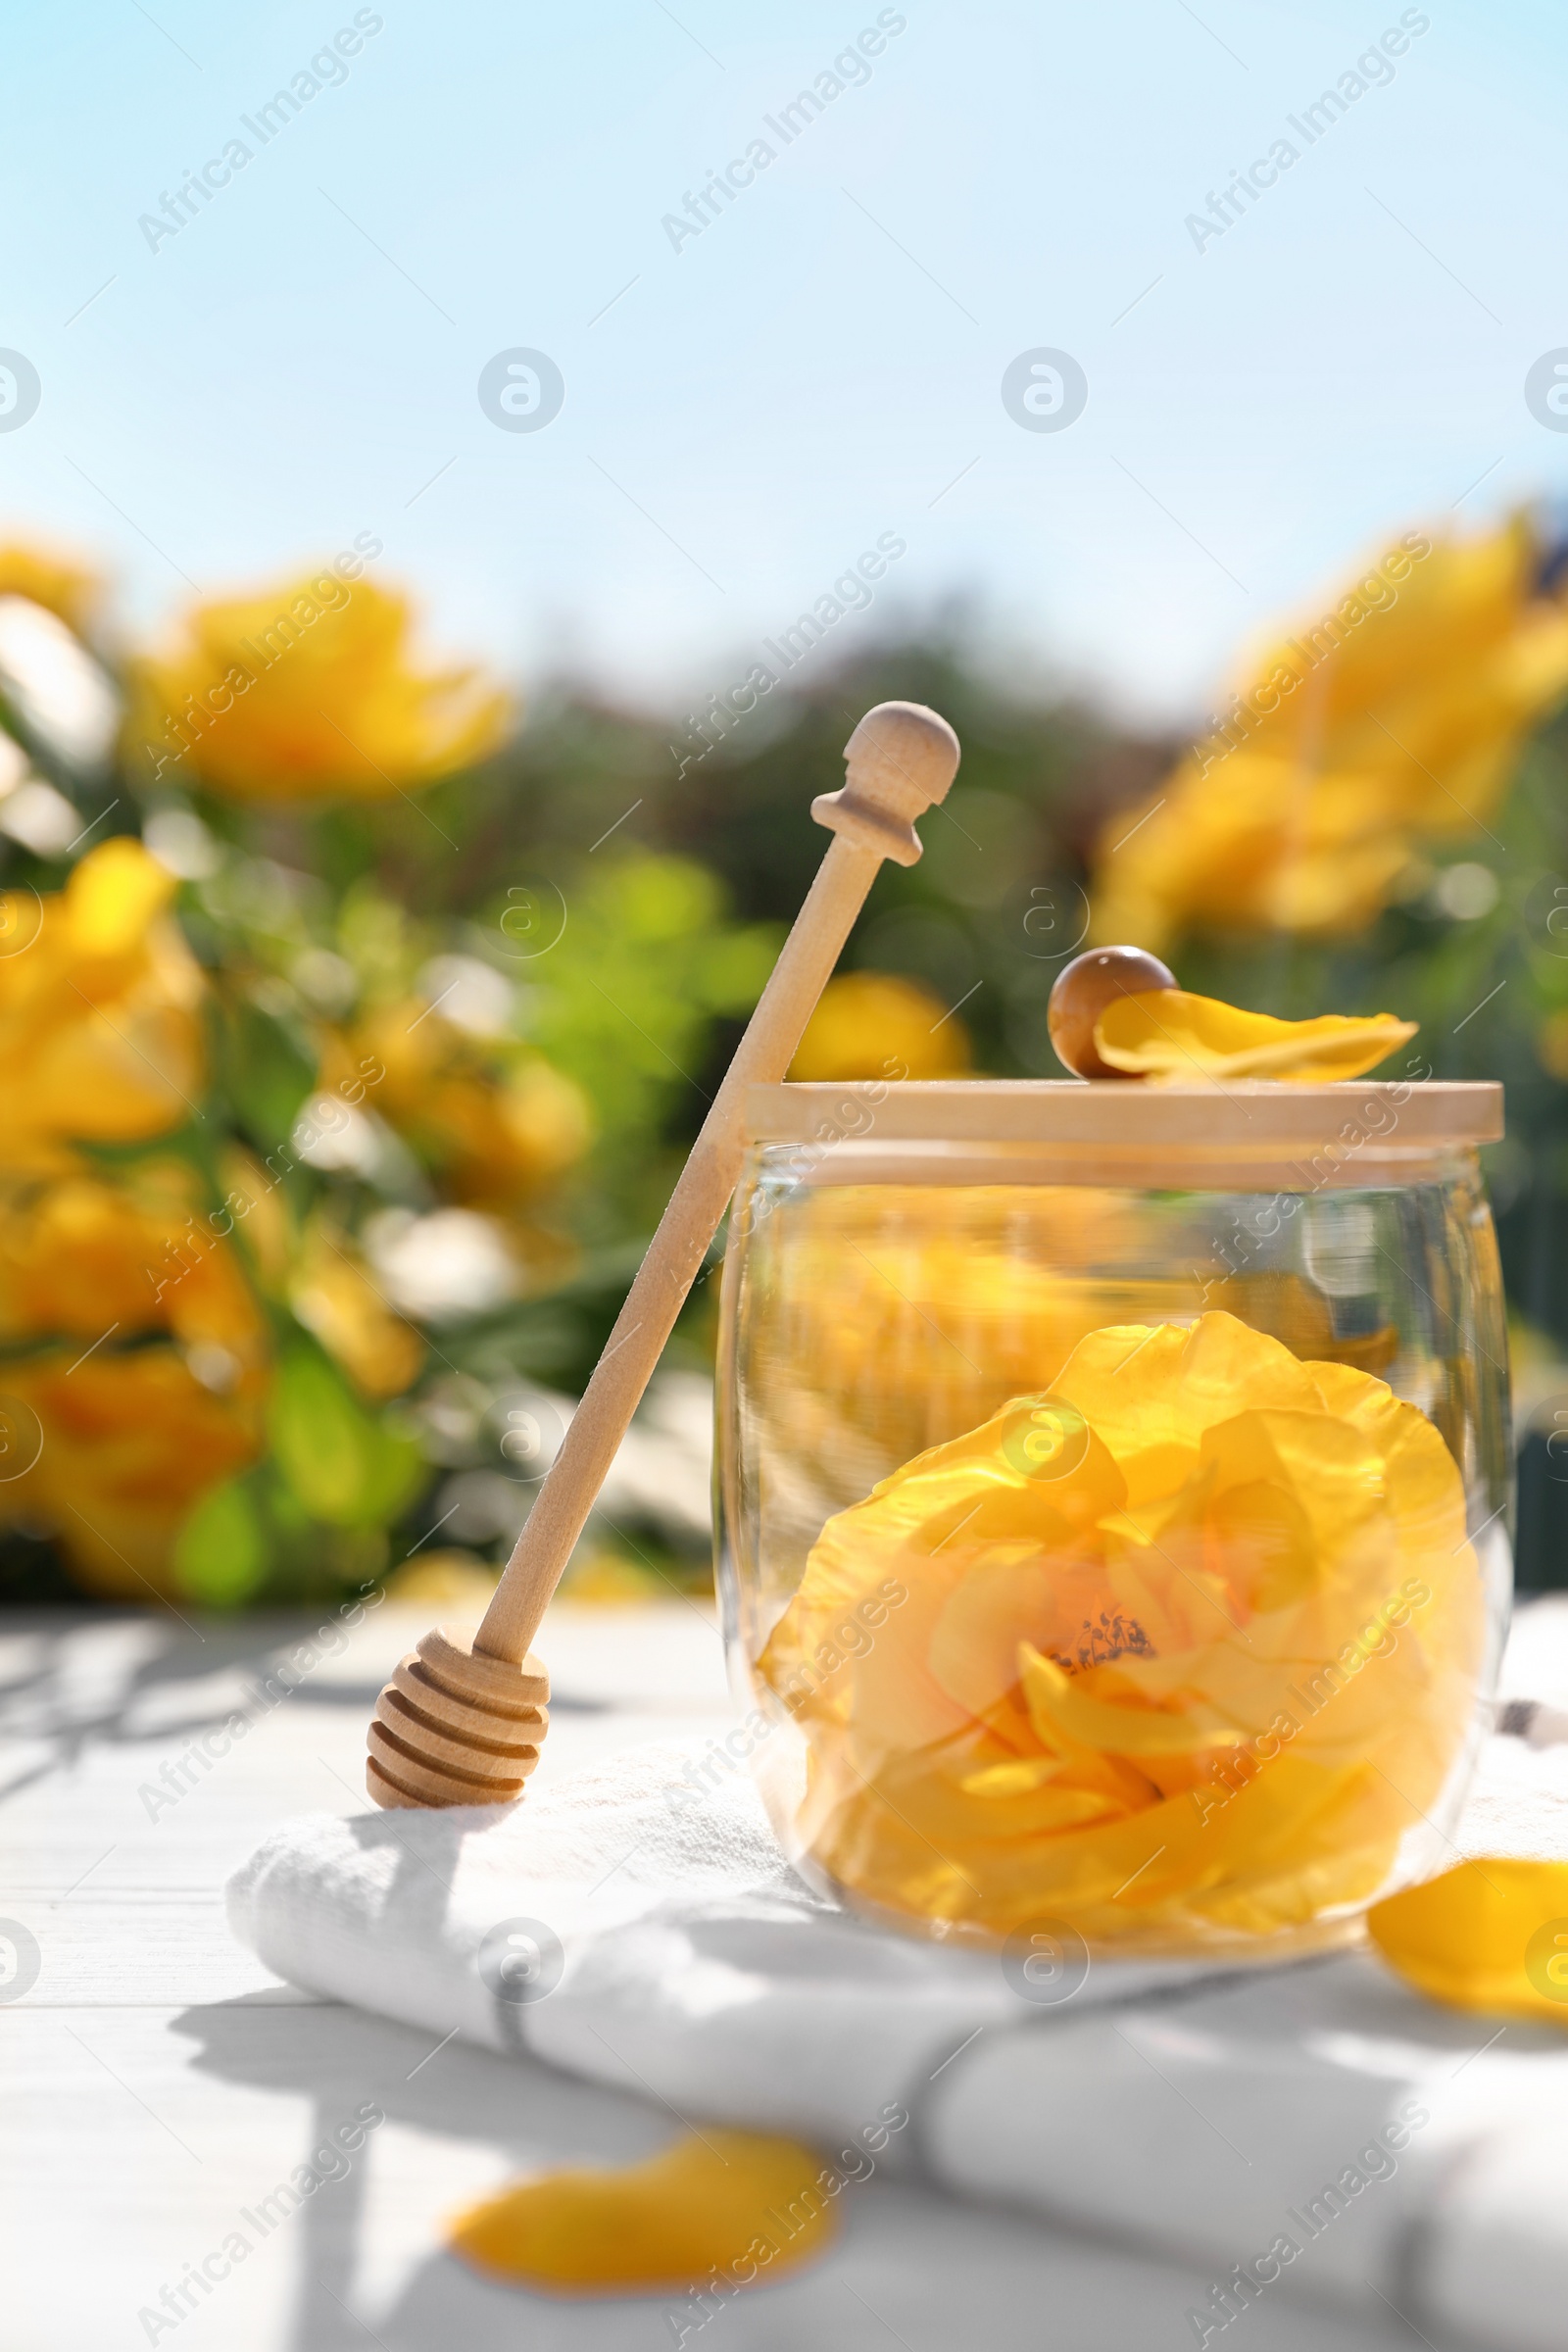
1094,988,1416,1084
1368,1859,1568,2026
445,2131,838,2296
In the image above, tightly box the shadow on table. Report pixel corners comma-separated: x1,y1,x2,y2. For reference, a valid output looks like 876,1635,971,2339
172,1991,675,2351
0,1607,608,1804
0,1612,319,1803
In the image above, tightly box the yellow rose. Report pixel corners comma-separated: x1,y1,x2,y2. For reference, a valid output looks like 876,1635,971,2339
289,1218,424,1399
128,570,510,801
0,1350,264,1601
789,971,972,1082
759,1311,1483,1944
328,999,592,1210
0,838,204,1166
0,1163,270,1598
1537,1009,1568,1083
0,542,103,634
1093,515,1568,947
0,1166,264,1360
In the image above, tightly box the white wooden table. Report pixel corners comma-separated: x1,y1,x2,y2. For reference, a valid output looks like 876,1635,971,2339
2,1600,1416,2351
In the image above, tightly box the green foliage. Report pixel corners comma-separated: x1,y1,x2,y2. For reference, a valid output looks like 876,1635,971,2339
173,1479,270,1606
520,853,781,1200
213,994,318,1151
268,1345,425,1529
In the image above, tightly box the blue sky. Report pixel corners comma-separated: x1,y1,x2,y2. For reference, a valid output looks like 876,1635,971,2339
5,0,1567,727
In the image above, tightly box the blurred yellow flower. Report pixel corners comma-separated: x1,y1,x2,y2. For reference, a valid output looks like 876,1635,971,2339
0,1166,266,1367
789,970,972,1081
381,1550,499,1611
0,1162,270,1600
0,541,103,634
1092,515,1568,949
0,837,204,1166
327,999,592,1211
1537,1009,1568,1083
760,1311,1483,1944
128,566,511,802
289,1218,424,1399
0,1349,265,1601
219,1145,291,1290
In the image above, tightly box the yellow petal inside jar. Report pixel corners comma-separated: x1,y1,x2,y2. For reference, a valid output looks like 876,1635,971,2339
1094,990,1416,1084
758,1311,1484,1947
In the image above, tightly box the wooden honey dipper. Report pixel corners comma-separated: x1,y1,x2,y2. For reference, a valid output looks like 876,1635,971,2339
367,700,962,1807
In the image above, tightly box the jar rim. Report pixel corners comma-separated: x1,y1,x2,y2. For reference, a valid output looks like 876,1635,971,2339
747,1079,1502,1150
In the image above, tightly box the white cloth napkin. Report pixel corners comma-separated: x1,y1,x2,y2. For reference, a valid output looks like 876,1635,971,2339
228,1604,1568,2352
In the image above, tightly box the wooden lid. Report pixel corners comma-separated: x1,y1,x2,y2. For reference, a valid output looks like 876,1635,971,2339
748,1080,1501,1145
742,1080,1501,1191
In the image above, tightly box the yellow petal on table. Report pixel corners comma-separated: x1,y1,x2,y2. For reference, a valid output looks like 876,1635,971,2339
1094,989,1416,1083
446,2131,837,2295
1368,1859,1568,2026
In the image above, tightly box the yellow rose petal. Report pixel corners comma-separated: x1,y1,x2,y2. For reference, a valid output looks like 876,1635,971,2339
0,539,102,631
66,835,177,956
0,837,206,1167
759,1308,1480,1945
1094,989,1416,1084
1369,1859,1568,2026
1020,1642,1249,1759
446,2132,838,2296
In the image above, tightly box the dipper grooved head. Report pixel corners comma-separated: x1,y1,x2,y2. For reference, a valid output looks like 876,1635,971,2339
366,1624,549,1809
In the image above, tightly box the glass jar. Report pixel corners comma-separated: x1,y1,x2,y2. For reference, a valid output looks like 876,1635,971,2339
716,1078,1510,1961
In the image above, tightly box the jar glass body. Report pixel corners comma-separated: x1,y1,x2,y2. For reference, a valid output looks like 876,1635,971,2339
716,1097,1510,1961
